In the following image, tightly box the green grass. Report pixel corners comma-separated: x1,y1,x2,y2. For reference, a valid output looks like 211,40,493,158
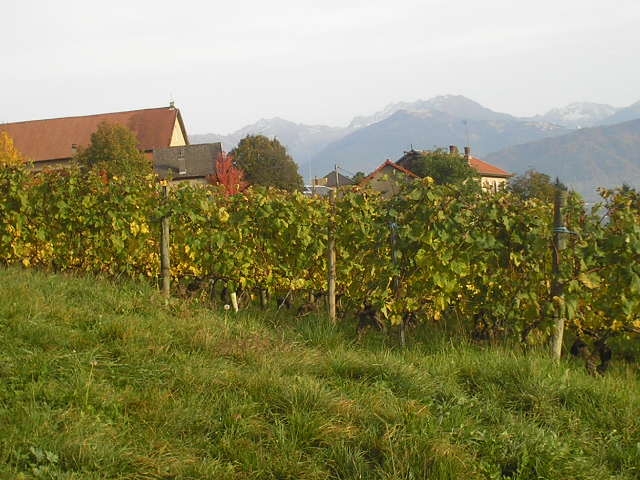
1,267,639,479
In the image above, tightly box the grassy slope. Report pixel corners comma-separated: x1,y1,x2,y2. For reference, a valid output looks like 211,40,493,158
1,268,639,479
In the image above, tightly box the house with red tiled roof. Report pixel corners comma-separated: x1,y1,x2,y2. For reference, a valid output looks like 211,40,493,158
360,159,419,198
0,104,189,171
464,149,511,192
397,146,511,192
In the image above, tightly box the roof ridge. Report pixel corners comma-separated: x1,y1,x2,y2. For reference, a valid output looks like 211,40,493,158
363,159,419,183
468,155,511,176
1,106,183,163
1,106,175,126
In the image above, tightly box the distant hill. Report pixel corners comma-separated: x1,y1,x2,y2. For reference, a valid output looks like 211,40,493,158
309,109,567,178
485,119,640,202
600,101,640,126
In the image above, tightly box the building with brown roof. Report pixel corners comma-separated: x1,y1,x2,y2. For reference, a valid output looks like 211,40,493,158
314,170,355,189
0,104,189,170
154,143,222,184
360,159,419,198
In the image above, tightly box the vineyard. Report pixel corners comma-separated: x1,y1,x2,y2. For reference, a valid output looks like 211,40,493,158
2,165,640,357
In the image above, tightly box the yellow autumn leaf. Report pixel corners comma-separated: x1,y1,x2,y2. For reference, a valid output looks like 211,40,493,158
578,272,600,289
218,207,230,223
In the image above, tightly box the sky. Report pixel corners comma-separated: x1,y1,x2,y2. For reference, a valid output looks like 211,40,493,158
3,0,640,135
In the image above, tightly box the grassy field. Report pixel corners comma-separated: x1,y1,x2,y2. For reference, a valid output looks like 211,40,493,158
1,267,639,479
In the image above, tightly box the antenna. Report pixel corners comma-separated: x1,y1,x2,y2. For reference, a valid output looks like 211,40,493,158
463,120,470,148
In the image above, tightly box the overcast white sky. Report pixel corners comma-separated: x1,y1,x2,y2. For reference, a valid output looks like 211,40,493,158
3,0,640,134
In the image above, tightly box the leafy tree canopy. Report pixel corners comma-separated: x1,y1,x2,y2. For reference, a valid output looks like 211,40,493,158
0,131,27,168
509,169,560,203
401,149,479,187
352,171,366,184
231,135,303,192
75,122,151,177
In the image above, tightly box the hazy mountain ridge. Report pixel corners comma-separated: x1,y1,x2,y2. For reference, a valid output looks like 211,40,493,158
190,118,350,165
600,101,640,126
485,119,640,202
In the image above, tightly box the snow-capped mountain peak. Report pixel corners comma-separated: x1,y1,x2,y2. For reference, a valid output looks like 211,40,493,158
537,102,619,129
348,94,512,129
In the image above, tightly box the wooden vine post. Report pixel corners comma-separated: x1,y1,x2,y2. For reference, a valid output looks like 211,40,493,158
328,189,337,324
550,179,568,360
390,219,405,347
230,291,239,313
260,289,268,309
160,183,171,299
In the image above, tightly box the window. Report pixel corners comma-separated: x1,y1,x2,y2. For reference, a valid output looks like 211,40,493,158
178,149,186,175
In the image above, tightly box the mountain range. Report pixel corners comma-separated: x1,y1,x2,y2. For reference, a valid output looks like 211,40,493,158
191,95,640,200
486,119,640,202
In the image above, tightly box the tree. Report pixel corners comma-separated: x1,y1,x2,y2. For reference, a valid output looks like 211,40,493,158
401,148,479,186
210,152,248,195
231,135,303,192
352,171,366,184
508,169,559,203
0,131,27,168
75,122,151,177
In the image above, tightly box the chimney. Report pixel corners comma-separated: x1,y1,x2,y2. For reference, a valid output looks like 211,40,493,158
464,146,471,164
449,145,458,155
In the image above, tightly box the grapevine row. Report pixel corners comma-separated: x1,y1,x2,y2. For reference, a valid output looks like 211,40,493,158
1,165,639,344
